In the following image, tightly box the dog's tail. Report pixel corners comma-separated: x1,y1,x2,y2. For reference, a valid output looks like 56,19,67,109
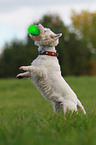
77,99,86,114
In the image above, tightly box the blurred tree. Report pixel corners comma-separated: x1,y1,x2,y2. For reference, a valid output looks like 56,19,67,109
0,14,92,78
71,10,96,75
71,10,96,51
0,41,26,77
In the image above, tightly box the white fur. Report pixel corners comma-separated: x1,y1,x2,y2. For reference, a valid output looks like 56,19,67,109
17,24,86,116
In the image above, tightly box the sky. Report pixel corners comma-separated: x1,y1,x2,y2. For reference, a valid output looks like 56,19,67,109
0,0,96,53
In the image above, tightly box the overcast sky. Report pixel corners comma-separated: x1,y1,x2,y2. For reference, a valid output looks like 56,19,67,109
0,0,96,52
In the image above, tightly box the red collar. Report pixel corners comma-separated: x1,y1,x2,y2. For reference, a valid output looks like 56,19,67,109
39,51,58,57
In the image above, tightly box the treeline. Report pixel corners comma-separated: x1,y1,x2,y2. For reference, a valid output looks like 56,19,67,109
0,13,96,78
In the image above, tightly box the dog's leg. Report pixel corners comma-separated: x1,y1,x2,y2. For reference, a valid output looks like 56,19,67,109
77,99,86,114
16,72,31,79
19,66,45,78
52,102,62,113
62,104,67,120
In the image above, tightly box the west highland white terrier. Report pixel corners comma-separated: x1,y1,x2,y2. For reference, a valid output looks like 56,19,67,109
16,24,86,118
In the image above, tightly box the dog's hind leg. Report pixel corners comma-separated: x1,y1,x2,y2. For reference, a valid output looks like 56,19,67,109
77,99,86,114
16,72,31,79
52,102,62,113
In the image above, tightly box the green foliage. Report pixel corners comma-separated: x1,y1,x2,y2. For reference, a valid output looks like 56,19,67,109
71,10,96,51
0,14,92,78
61,33,92,75
0,40,38,78
0,77,96,145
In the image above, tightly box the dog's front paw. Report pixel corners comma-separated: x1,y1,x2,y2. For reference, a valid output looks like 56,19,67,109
19,66,27,71
16,73,24,79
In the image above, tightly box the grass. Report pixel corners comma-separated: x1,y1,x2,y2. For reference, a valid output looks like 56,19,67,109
0,76,96,145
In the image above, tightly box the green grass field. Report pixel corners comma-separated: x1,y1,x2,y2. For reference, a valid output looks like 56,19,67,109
0,77,96,145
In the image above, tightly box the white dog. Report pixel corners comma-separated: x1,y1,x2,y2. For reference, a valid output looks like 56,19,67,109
16,24,86,117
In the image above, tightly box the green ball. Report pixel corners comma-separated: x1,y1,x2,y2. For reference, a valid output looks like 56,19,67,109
28,25,40,35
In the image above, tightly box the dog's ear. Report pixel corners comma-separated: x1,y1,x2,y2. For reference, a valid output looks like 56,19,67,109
38,24,44,33
51,33,62,39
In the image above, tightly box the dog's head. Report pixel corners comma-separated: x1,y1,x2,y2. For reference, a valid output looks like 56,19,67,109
29,24,62,47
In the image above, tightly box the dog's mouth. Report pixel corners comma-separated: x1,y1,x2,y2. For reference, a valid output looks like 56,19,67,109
28,24,41,41
29,34,41,41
